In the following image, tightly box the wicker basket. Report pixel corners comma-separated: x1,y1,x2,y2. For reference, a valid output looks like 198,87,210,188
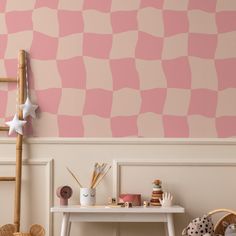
208,208,236,235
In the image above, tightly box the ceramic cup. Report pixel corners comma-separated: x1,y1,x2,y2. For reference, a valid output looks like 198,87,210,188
80,188,96,206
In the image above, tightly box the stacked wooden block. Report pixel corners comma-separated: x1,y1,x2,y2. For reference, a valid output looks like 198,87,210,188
150,179,163,206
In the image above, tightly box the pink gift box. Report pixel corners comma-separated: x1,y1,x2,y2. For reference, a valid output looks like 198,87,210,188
119,194,141,206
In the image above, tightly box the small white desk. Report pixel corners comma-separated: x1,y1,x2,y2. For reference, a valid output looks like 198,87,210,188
51,205,184,236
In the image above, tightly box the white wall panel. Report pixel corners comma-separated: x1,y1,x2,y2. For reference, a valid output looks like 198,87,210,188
0,138,235,236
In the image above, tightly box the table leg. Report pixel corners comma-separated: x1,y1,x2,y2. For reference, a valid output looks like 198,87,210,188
61,213,70,236
166,214,175,236
164,220,168,236
67,222,72,236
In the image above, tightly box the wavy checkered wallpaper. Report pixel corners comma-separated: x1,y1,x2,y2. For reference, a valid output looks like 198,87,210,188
0,0,236,137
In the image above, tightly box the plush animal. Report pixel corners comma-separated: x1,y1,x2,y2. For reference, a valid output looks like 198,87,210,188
224,223,236,236
182,215,214,236
0,224,15,236
0,224,45,236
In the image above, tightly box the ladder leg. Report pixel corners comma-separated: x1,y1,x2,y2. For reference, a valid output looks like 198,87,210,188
0,50,26,231
14,50,26,232
14,135,23,232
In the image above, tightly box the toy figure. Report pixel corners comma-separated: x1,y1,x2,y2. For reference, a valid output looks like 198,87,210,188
182,215,214,236
225,223,236,236
150,179,163,206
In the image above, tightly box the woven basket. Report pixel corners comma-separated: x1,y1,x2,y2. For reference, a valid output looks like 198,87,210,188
208,208,236,235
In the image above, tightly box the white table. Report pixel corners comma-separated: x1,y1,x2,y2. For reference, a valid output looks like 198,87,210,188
51,205,184,236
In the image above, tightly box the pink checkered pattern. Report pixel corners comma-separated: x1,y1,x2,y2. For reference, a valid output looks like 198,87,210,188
0,1,236,137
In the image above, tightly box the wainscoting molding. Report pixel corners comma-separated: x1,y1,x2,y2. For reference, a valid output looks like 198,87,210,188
112,158,236,236
112,158,236,199
0,158,53,236
1,138,236,236
0,137,236,145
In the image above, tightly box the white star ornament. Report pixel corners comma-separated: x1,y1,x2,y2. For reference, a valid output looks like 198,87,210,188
20,97,38,119
5,114,27,135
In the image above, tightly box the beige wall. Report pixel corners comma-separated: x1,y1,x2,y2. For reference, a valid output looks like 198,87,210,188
1,138,236,235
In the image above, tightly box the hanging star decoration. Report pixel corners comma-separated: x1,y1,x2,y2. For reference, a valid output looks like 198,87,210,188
20,96,38,119
4,51,39,136
5,114,27,135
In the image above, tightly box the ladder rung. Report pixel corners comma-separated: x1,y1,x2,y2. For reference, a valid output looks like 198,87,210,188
0,126,9,131
0,77,17,82
0,177,16,181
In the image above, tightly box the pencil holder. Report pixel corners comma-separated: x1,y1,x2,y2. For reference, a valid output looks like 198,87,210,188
80,188,96,206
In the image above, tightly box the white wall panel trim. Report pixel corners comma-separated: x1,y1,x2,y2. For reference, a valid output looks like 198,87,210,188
0,158,53,236
0,137,236,145
113,159,236,198
112,159,236,236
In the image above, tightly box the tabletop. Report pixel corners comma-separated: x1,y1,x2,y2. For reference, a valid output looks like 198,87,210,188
51,205,185,213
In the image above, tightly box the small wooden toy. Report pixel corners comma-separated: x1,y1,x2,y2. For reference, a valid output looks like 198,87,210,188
108,197,116,205
143,201,150,207
125,202,132,208
56,186,73,206
111,198,116,204
117,202,125,207
150,179,163,206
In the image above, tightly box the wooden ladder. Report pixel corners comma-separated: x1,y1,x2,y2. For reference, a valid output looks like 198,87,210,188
0,50,26,232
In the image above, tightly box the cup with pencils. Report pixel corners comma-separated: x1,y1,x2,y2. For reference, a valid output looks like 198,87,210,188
67,163,111,206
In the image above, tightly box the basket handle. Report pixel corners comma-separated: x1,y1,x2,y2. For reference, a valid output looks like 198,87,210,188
208,208,236,217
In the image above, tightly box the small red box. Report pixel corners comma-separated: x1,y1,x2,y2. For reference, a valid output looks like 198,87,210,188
119,194,141,206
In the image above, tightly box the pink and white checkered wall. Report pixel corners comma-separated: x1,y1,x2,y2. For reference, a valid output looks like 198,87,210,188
0,0,236,137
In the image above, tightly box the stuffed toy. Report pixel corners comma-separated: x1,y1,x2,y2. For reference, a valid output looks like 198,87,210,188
0,225,15,236
225,223,236,236
0,224,45,236
182,215,214,236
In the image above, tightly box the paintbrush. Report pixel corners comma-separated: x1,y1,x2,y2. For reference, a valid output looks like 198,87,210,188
90,163,100,188
91,163,101,188
67,167,83,188
91,163,107,188
90,162,98,187
93,165,111,188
